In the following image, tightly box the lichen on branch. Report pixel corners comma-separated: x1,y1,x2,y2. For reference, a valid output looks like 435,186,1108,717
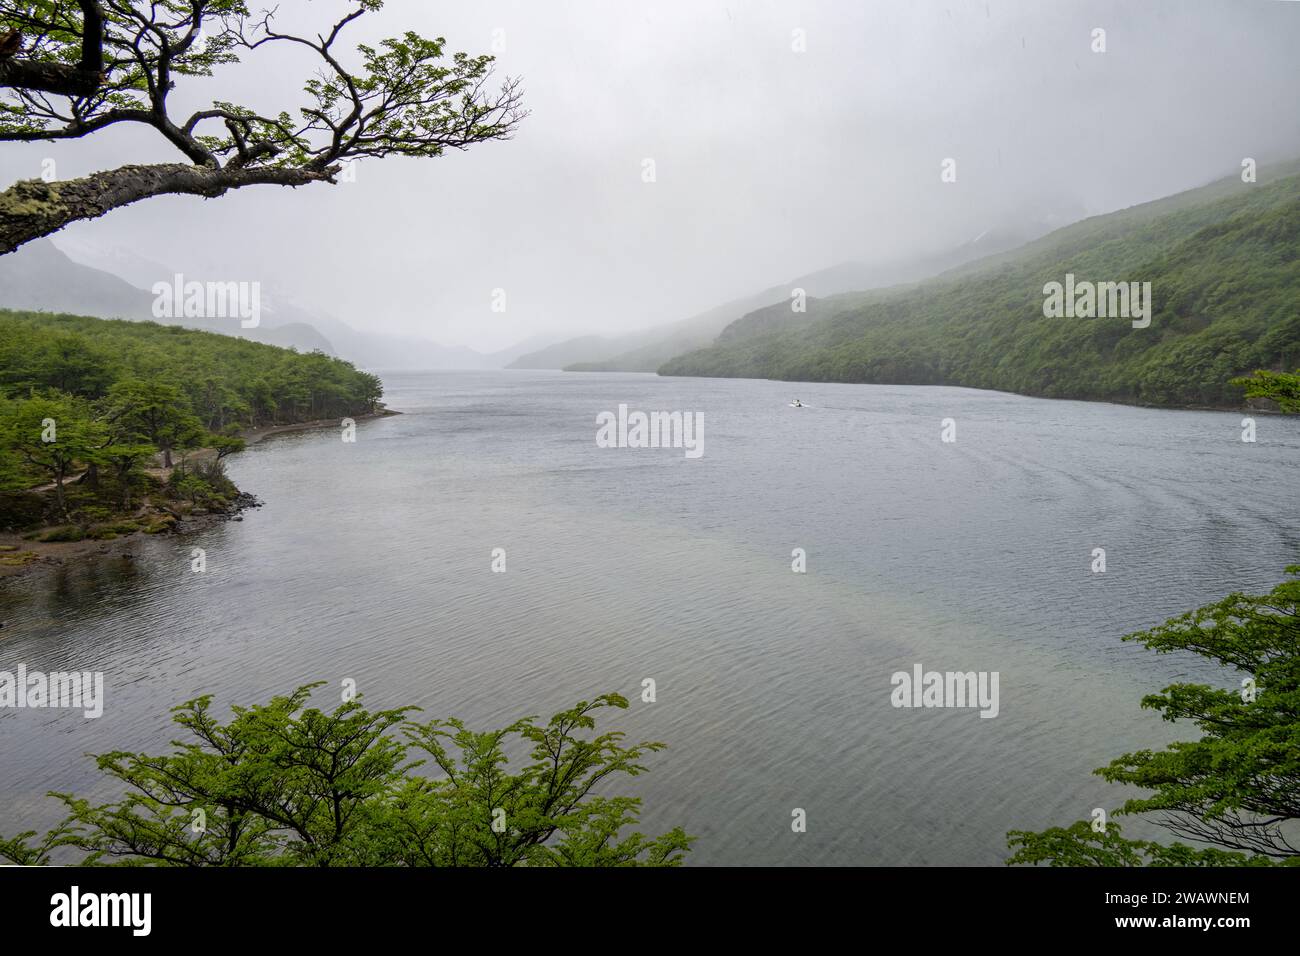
0,1,526,253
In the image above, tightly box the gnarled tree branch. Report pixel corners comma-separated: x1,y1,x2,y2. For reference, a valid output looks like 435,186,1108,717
0,1,526,255
0,1,105,96
0,162,337,254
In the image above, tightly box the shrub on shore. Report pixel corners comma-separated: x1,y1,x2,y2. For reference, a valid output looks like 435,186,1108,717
33,525,85,543
0,687,693,867
1007,566,1300,866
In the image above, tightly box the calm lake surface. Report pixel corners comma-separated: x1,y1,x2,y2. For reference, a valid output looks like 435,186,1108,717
2,371,1298,865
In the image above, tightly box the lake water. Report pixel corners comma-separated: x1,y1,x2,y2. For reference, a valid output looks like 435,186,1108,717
2,371,1297,865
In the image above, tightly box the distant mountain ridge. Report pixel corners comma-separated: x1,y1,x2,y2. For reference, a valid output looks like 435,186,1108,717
0,240,553,370
508,223,1055,372
659,160,1300,409
0,239,336,354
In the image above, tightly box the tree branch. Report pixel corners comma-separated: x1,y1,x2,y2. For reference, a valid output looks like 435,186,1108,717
0,1,105,96
0,1,525,254
0,162,337,255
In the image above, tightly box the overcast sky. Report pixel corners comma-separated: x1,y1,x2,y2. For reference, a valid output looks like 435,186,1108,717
3,0,1299,351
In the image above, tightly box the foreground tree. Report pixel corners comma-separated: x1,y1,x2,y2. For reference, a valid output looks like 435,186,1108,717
0,393,105,517
99,441,154,508
1007,567,1300,866
357,371,383,413
0,0,525,254
104,378,204,468
1232,369,1300,413
0,406,25,491
209,431,245,461
0,685,693,866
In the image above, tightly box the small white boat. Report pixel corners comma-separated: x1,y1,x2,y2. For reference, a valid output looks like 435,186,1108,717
789,400,806,408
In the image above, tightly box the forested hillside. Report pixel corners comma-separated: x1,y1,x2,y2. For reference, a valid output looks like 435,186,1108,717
547,224,1046,373
0,310,383,538
0,240,338,354
660,165,1300,408
0,311,381,430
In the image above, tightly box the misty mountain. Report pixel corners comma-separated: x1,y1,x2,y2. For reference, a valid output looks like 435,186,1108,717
1,240,554,371
713,296,838,345
510,222,1057,373
483,334,571,368
660,161,1300,409
0,238,155,319
285,313,563,371
0,239,336,354
506,335,630,370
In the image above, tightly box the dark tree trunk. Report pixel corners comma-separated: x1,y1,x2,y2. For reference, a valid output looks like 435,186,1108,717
53,471,66,520
1,163,332,256
0,58,101,98
0,2,104,97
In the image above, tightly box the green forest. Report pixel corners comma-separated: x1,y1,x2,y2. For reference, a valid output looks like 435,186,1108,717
661,165,1300,409
0,688,692,867
0,310,382,543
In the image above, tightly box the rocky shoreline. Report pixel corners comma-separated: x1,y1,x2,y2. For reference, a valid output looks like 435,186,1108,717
0,491,263,580
0,409,396,582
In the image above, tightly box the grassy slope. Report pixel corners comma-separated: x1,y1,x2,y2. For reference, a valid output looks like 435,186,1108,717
660,164,1300,408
